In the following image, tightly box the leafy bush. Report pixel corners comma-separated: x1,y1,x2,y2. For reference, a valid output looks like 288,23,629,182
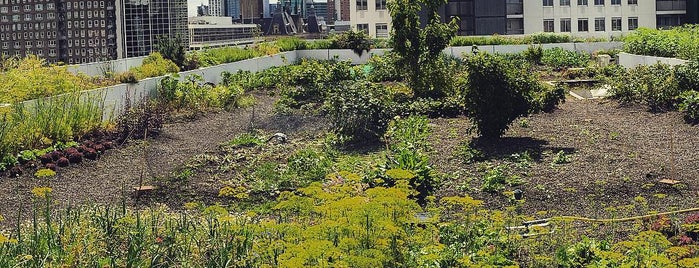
324,81,393,142
274,37,310,51
450,33,604,46
523,45,544,64
610,63,680,111
624,26,699,60
330,30,373,56
679,91,699,124
380,116,438,204
286,148,332,183
541,47,590,69
131,52,180,79
0,56,102,103
366,53,403,83
158,74,234,112
156,35,186,69
114,71,138,84
463,53,557,138
675,60,699,92
536,84,566,113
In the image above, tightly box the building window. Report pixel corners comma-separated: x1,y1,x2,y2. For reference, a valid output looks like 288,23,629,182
560,0,571,6
595,17,605,31
612,17,622,31
628,0,637,4
578,0,588,5
594,0,604,5
611,0,620,5
376,0,387,10
543,0,553,6
628,17,638,30
356,23,369,34
376,23,388,38
356,0,367,11
544,19,555,32
578,18,589,31
560,18,571,32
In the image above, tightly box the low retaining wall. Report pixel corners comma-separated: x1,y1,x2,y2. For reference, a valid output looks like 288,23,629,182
618,52,689,68
67,56,147,77
42,42,626,121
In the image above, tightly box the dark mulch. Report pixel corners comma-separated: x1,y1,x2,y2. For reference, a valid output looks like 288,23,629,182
430,97,699,222
1,94,697,232
0,93,287,227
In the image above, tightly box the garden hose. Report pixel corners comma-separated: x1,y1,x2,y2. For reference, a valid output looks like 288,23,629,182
509,207,699,238
543,207,699,224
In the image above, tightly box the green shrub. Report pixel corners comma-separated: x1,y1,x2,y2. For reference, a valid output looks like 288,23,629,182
157,74,229,111
537,84,566,113
324,81,394,142
366,53,403,82
679,90,699,124
274,37,310,51
675,60,699,92
610,63,680,111
522,45,544,64
286,148,332,183
131,52,180,79
330,30,373,56
0,56,101,103
115,71,138,84
541,47,590,69
623,26,699,60
463,53,555,138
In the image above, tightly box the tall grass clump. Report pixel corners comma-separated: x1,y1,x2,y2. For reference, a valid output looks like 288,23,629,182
0,93,109,168
129,52,180,80
0,56,103,103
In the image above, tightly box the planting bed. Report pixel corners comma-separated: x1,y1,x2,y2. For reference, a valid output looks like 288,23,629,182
2,93,696,230
432,97,699,219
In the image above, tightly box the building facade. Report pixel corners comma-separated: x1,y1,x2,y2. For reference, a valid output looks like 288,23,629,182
0,0,118,64
188,16,257,49
227,0,241,19
121,0,188,58
346,0,390,38
209,0,224,16
524,0,657,37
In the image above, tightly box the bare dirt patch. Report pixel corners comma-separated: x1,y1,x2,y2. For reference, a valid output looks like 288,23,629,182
431,97,699,220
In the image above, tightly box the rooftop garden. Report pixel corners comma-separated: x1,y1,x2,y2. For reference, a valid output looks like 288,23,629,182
0,1,698,266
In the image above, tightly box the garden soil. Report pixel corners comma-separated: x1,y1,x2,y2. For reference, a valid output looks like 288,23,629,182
1,95,698,231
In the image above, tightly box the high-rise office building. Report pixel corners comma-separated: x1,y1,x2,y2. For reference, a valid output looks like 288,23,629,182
227,0,241,19
0,0,118,64
209,0,224,16
121,0,188,58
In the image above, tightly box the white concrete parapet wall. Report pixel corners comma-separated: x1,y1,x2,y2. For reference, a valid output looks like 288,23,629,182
618,52,689,69
67,56,147,77
45,42,627,122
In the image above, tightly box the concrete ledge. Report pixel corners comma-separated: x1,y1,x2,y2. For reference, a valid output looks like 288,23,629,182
618,52,688,68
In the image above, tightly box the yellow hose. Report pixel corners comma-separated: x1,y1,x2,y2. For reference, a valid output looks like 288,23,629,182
544,207,699,224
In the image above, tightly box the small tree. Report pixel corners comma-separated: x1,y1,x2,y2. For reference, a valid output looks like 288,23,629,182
157,35,186,70
463,53,563,138
388,0,458,98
